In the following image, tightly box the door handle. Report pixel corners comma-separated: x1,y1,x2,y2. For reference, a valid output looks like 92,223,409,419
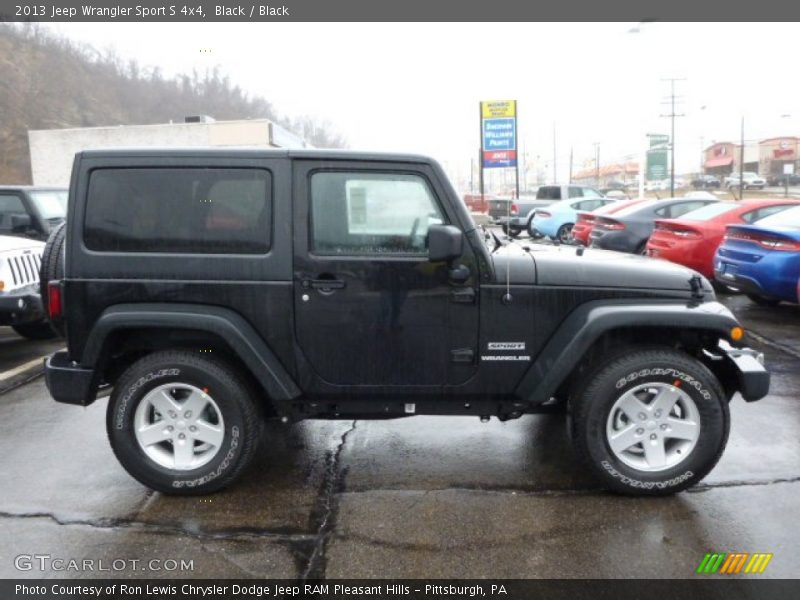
302,278,346,291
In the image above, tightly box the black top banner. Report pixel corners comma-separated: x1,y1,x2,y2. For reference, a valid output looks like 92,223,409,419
1,0,800,21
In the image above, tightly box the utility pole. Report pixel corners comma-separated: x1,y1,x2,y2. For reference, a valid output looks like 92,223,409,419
552,123,557,182
594,142,600,186
660,78,686,197
569,146,573,183
739,116,745,200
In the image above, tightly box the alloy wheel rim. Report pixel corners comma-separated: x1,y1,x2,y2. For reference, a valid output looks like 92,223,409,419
605,382,700,473
133,383,225,471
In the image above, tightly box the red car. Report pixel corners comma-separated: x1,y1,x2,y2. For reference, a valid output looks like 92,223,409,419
646,199,800,279
572,198,647,246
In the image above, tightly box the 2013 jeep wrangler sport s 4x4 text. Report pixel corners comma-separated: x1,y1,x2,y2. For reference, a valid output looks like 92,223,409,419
42,149,769,496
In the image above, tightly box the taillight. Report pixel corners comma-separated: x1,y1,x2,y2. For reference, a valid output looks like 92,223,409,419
47,281,62,320
726,231,800,251
601,220,626,231
657,223,701,238
510,203,519,215
577,213,595,223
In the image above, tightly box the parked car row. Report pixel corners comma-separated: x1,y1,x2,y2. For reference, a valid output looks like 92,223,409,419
564,193,800,306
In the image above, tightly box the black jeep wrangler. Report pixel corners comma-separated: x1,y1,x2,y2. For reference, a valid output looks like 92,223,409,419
42,149,768,496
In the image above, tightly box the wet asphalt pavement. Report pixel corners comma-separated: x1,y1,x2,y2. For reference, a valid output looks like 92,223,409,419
0,297,798,580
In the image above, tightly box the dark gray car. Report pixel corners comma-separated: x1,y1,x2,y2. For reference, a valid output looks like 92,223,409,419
590,197,720,254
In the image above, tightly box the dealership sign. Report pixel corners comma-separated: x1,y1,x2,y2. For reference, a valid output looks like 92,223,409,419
646,134,669,180
481,100,517,168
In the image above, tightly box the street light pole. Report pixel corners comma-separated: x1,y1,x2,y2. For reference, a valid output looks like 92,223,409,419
739,116,745,201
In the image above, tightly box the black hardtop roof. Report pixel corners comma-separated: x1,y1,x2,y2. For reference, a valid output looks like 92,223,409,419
77,147,436,164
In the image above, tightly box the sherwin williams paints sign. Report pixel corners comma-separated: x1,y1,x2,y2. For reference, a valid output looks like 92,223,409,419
481,100,517,168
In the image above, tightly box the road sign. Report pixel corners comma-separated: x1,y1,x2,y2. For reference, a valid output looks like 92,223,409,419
784,163,795,175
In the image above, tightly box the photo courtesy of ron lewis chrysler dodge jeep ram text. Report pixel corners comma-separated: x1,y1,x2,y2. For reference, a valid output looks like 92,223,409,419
41,149,768,496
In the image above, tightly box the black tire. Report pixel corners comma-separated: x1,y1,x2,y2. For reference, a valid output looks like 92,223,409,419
635,241,648,256
571,348,729,496
39,222,67,337
527,221,544,239
107,350,263,495
508,226,521,238
12,320,57,340
555,223,574,244
746,293,780,307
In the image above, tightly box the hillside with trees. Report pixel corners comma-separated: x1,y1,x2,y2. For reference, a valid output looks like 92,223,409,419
0,24,346,183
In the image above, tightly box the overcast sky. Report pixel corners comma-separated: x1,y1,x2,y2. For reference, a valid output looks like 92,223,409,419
48,22,800,186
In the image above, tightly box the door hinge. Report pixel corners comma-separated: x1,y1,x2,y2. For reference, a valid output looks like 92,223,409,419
450,287,476,304
451,348,475,364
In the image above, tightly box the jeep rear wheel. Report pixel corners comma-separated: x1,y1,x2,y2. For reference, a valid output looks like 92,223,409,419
107,350,262,495
571,348,729,495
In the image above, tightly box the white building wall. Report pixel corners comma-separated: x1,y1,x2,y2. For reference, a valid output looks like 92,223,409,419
28,120,277,186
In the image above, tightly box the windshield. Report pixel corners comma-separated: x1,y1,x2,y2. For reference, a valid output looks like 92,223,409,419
754,205,800,228
680,203,736,221
29,190,67,219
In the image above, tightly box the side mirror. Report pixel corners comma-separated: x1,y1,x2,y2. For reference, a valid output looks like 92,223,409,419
428,224,463,263
11,214,32,233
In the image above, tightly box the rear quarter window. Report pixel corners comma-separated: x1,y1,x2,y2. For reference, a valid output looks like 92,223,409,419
83,167,272,254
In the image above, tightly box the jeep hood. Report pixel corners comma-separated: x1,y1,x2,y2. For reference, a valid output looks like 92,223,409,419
491,243,713,293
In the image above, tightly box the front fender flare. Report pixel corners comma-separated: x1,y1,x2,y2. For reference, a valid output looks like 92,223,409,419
516,299,739,404
82,303,301,403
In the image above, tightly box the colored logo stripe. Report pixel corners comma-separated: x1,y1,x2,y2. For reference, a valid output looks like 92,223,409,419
697,552,773,574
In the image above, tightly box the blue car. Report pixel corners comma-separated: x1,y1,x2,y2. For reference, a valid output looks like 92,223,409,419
530,196,619,243
714,204,800,306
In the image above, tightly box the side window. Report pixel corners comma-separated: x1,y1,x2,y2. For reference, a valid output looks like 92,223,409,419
743,205,792,223
568,187,583,198
579,199,603,211
0,194,28,232
654,206,671,217
84,167,272,253
310,172,444,256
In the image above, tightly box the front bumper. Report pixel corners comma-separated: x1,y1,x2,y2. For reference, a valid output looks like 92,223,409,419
0,284,44,325
718,340,769,402
44,351,99,406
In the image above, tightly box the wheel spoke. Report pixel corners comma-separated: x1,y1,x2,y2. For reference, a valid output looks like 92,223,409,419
666,417,699,441
616,392,650,422
643,437,667,469
608,424,641,455
172,438,195,469
137,422,171,447
651,386,682,416
149,389,181,417
193,420,224,447
181,390,210,419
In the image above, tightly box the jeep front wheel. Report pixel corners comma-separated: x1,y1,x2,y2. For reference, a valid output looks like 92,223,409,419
571,349,729,495
107,350,262,495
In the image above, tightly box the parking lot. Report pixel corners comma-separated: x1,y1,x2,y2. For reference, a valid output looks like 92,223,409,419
0,284,797,580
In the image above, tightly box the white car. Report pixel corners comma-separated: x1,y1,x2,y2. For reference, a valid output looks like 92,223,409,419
0,235,54,339
725,171,766,190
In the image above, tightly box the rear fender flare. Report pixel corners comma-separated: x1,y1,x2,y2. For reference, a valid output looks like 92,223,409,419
82,303,301,405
